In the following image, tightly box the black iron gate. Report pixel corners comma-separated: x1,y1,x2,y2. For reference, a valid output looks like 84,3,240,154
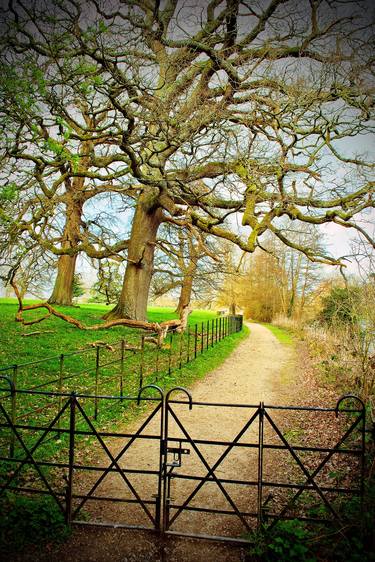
0,380,366,545
162,391,365,543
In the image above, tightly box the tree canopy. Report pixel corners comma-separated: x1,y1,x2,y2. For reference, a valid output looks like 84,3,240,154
0,0,374,320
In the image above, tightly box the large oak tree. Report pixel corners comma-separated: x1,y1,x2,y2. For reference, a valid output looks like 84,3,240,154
1,0,374,320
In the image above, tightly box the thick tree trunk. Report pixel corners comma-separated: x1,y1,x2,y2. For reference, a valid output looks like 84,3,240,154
104,192,163,321
48,254,78,305
48,195,83,306
175,267,195,316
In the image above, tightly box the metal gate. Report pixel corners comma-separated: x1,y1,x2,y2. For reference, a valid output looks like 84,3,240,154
162,389,365,543
0,381,366,544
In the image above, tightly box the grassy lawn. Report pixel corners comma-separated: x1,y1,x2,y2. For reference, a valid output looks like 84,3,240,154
0,299,247,427
0,298,248,472
0,299,218,368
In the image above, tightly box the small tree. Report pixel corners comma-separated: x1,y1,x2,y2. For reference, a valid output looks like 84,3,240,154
72,274,85,300
90,261,123,305
309,280,375,399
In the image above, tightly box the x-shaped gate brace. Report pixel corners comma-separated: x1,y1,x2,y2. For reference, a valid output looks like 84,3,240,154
0,379,367,543
161,391,366,539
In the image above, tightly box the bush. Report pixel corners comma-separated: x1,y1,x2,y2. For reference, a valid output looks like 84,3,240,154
0,493,70,552
319,286,359,326
247,520,316,562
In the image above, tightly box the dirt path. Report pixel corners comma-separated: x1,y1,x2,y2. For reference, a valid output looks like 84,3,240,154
13,323,298,562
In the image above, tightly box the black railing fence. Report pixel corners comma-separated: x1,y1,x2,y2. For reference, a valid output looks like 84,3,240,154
0,315,243,429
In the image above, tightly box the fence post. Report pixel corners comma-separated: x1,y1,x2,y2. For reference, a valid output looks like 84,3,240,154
139,335,145,391
219,317,222,340
179,331,183,369
65,392,76,525
257,402,264,530
201,322,204,354
120,340,125,400
206,320,209,350
215,318,218,343
10,365,18,457
94,347,100,420
187,326,190,363
57,354,64,429
194,324,198,359
168,331,173,375
155,341,160,382
211,319,214,347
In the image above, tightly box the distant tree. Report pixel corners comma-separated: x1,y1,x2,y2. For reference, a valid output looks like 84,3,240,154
72,274,85,300
319,286,360,326
219,229,322,322
90,260,123,305
152,225,222,316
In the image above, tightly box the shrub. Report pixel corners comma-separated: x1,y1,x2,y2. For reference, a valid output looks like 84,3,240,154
247,520,316,562
0,493,70,552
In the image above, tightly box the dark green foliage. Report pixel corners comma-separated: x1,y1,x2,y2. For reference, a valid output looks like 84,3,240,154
320,478,375,562
319,286,360,326
247,520,316,561
0,493,70,552
72,274,85,298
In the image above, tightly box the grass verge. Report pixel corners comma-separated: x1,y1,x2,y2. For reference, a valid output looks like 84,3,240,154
262,323,294,345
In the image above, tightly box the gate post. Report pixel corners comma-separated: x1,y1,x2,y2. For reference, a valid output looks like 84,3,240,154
257,402,264,530
137,384,165,532
65,392,76,525
162,388,193,535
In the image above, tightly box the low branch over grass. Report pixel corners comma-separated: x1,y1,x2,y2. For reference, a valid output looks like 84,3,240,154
10,275,181,345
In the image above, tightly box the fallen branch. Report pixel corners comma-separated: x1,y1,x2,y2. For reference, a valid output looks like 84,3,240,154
10,275,181,346
21,330,55,337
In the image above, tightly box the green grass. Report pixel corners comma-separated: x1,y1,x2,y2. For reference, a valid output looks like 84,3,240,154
0,299,246,440
0,299,216,368
262,323,294,345
0,300,247,496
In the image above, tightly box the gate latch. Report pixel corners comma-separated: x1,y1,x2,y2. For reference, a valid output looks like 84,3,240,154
165,442,190,467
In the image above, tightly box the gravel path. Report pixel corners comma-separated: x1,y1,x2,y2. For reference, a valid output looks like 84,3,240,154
13,323,298,562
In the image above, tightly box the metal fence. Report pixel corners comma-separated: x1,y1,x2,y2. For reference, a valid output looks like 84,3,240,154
0,315,243,433
0,383,366,545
